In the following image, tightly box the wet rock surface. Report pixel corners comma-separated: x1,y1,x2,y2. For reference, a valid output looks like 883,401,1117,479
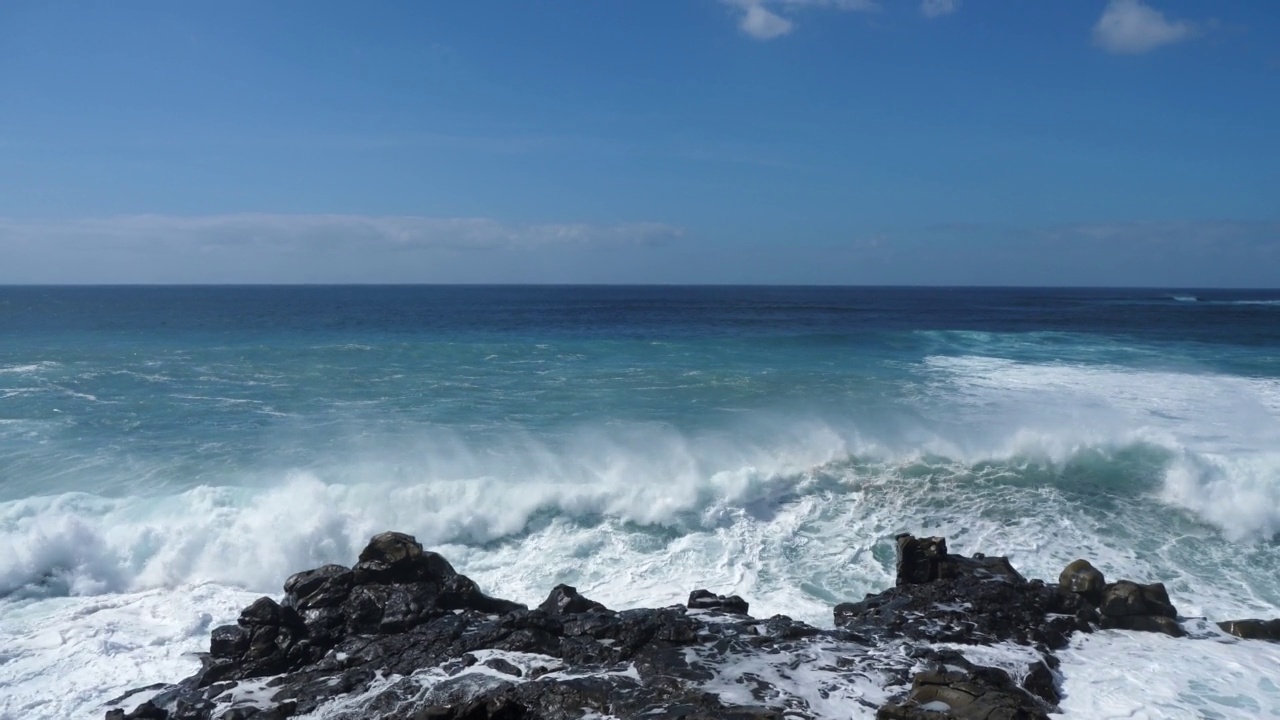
1218,618,1280,642
876,650,1055,720
104,532,1270,720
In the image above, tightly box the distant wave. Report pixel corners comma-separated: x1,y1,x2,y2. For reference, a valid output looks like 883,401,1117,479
1167,295,1280,307
0,362,59,375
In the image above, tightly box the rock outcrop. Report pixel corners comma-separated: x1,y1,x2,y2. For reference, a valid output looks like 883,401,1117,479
102,531,1272,720
1218,618,1280,642
877,650,1056,720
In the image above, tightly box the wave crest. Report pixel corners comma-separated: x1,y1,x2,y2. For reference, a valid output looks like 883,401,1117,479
2,426,1276,605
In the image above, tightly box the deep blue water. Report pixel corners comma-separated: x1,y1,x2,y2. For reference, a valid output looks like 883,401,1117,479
4,285,1280,341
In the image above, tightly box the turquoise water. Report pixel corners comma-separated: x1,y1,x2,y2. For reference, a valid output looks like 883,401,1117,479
2,286,1280,718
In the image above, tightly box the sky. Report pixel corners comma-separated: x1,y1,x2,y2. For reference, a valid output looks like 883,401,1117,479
0,0,1277,285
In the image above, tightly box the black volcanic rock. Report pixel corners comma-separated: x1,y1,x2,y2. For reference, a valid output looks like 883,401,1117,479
836,541,1093,650
283,563,353,609
105,531,1245,720
1218,618,1280,641
894,534,949,585
1096,580,1183,637
1058,558,1106,605
877,650,1054,720
687,588,750,615
537,584,609,616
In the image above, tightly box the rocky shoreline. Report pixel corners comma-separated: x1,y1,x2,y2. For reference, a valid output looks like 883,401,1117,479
105,532,1280,720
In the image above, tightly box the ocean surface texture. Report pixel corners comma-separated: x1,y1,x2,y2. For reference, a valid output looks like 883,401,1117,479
2,285,1280,719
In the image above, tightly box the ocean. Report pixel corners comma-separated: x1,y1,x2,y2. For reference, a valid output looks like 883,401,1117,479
2,285,1279,719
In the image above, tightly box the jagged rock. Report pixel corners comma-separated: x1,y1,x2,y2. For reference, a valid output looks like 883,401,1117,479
1096,580,1179,637
1218,618,1280,641
361,531,428,565
1099,581,1175,618
894,534,1025,588
194,534,529,689
238,596,300,628
895,534,949,585
414,698,533,719
1101,614,1185,637
688,589,750,615
836,536,1093,650
104,531,1212,720
1137,582,1176,617
208,624,248,659
537,584,608,615
482,657,524,677
1040,569,1187,637
1022,660,1061,707
1100,581,1147,616
197,596,312,686
283,563,353,609
105,701,168,720
877,650,1052,720
353,531,460,585
1058,559,1106,605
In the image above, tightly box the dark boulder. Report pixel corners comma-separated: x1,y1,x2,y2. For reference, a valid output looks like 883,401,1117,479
537,584,609,615
413,697,533,720
238,596,301,628
1136,582,1176,618
208,624,249,659
283,564,353,609
197,596,313,686
1218,618,1280,641
353,531,460,585
1045,568,1187,637
360,531,429,565
894,534,1025,587
1099,581,1148,616
1022,660,1061,707
687,589,750,615
877,650,1053,720
1097,580,1179,636
895,534,949,585
1058,559,1106,605
105,702,169,720
1101,614,1185,637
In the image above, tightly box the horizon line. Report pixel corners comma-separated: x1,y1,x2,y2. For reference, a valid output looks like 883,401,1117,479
1,283,1278,291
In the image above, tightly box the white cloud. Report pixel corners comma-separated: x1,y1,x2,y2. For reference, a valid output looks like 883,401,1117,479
739,2,794,39
723,0,878,41
0,214,686,282
920,0,958,19
1092,0,1197,55
0,214,682,252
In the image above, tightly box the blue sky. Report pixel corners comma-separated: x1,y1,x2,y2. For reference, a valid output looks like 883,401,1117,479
1,0,1277,285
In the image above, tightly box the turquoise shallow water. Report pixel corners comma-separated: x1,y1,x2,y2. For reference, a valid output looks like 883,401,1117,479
2,286,1280,718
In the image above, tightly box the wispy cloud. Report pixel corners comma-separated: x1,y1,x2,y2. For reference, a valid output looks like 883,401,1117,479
723,0,879,41
0,214,687,283
920,0,958,20
0,214,683,253
1092,0,1199,55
